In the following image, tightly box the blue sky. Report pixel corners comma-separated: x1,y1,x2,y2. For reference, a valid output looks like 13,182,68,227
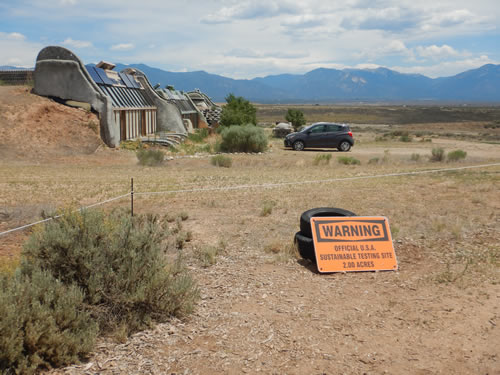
1,0,498,79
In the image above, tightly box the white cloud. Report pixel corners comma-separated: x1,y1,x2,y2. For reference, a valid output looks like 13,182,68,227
7,32,26,41
431,9,474,27
59,0,77,5
0,33,42,67
110,43,134,51
225,48,308,59
415,44,460,59
62,38,93,48
391,55,495,77
201,0,302,24
356,39,413,60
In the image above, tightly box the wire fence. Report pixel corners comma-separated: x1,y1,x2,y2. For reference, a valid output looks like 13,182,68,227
1,162,499,238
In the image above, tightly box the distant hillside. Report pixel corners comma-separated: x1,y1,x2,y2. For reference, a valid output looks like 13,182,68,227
86,63,500,103
0,66,33,70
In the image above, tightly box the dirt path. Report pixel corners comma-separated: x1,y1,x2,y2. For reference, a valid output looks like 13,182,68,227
51,234,499,374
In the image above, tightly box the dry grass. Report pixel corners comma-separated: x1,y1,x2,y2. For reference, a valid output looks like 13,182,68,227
1,128,499,286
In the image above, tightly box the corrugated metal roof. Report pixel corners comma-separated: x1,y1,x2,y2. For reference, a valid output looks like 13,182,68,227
157,88,197,114
87,66,154,108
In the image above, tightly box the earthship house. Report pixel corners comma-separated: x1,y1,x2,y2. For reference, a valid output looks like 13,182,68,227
34,46,186,147
155,86,205,132
186,89,222,127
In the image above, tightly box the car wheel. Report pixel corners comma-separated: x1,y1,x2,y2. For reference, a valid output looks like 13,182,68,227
338,141,351,152
294,231,316,263
300,207,356,238
293,140,305,151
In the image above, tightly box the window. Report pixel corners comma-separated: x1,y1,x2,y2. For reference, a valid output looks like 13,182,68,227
310,125,325,133
325,124,342,132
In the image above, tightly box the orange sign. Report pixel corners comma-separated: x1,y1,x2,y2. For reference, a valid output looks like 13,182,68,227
310,216,398,273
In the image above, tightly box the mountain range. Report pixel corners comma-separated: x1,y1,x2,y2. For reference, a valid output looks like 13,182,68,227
4,62,499,103
107,63,500,103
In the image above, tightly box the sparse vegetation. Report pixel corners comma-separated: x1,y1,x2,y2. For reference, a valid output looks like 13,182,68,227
136,148,164,166
218,125,267,153
121,139,143,150
188,128,210,143
400,134,412,142
447,149,467,162
211,154,233,168
312,153,332,165
368,157,380,164
410,153,421,161
430,147,445,162
194,240,227,268
337,156,361,165
260,200,276,217
85,120,98,133
264,241,299,263
2,93,500,374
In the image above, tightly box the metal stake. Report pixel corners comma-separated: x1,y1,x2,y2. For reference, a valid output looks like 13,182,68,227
131,177,134,217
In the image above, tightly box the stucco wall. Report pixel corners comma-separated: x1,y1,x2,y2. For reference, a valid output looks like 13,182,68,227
33,46,119,147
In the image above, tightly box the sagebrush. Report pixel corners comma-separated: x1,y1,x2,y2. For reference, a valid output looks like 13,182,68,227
0,269,97,374
430,147,445,162
447,149,467,161
22,209,199,335
218,125,267,153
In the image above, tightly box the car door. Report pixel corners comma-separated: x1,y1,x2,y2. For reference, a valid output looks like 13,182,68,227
323,124,344,147
305,125,326,147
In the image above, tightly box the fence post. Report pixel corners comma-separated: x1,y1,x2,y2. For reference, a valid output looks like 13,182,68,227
131,178,134,217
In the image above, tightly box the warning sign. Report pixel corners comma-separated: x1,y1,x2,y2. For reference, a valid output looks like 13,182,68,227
310,216,398,273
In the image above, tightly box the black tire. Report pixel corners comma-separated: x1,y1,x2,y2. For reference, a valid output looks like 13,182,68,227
294,231,316,263
300,207,356,238
293,140,305,151
338,140,351,152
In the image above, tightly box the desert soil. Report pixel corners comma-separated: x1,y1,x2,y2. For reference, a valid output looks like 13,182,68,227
0,87,499,374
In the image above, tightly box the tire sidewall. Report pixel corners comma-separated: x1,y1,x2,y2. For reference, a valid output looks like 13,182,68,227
299,207,356,238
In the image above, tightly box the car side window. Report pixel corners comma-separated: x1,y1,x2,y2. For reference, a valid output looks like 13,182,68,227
325,125,342,132
310,125,325,133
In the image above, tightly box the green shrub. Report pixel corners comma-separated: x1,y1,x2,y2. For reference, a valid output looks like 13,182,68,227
285,109,306,131
430,147,445,162
312,154,332,165
136,148,164,166
219,125,268,153
400,134,412,142
447,149,467,162
22,209,199,336
410,153,420,161
260,200,276,217
187,128,210,143
211,155,232,168
194,240,226,268
368,157,380,164
0,269,97,374
337,156,361,165
219,94,257,127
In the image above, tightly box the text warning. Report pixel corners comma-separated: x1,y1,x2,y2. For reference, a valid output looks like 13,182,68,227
310,216,398,273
